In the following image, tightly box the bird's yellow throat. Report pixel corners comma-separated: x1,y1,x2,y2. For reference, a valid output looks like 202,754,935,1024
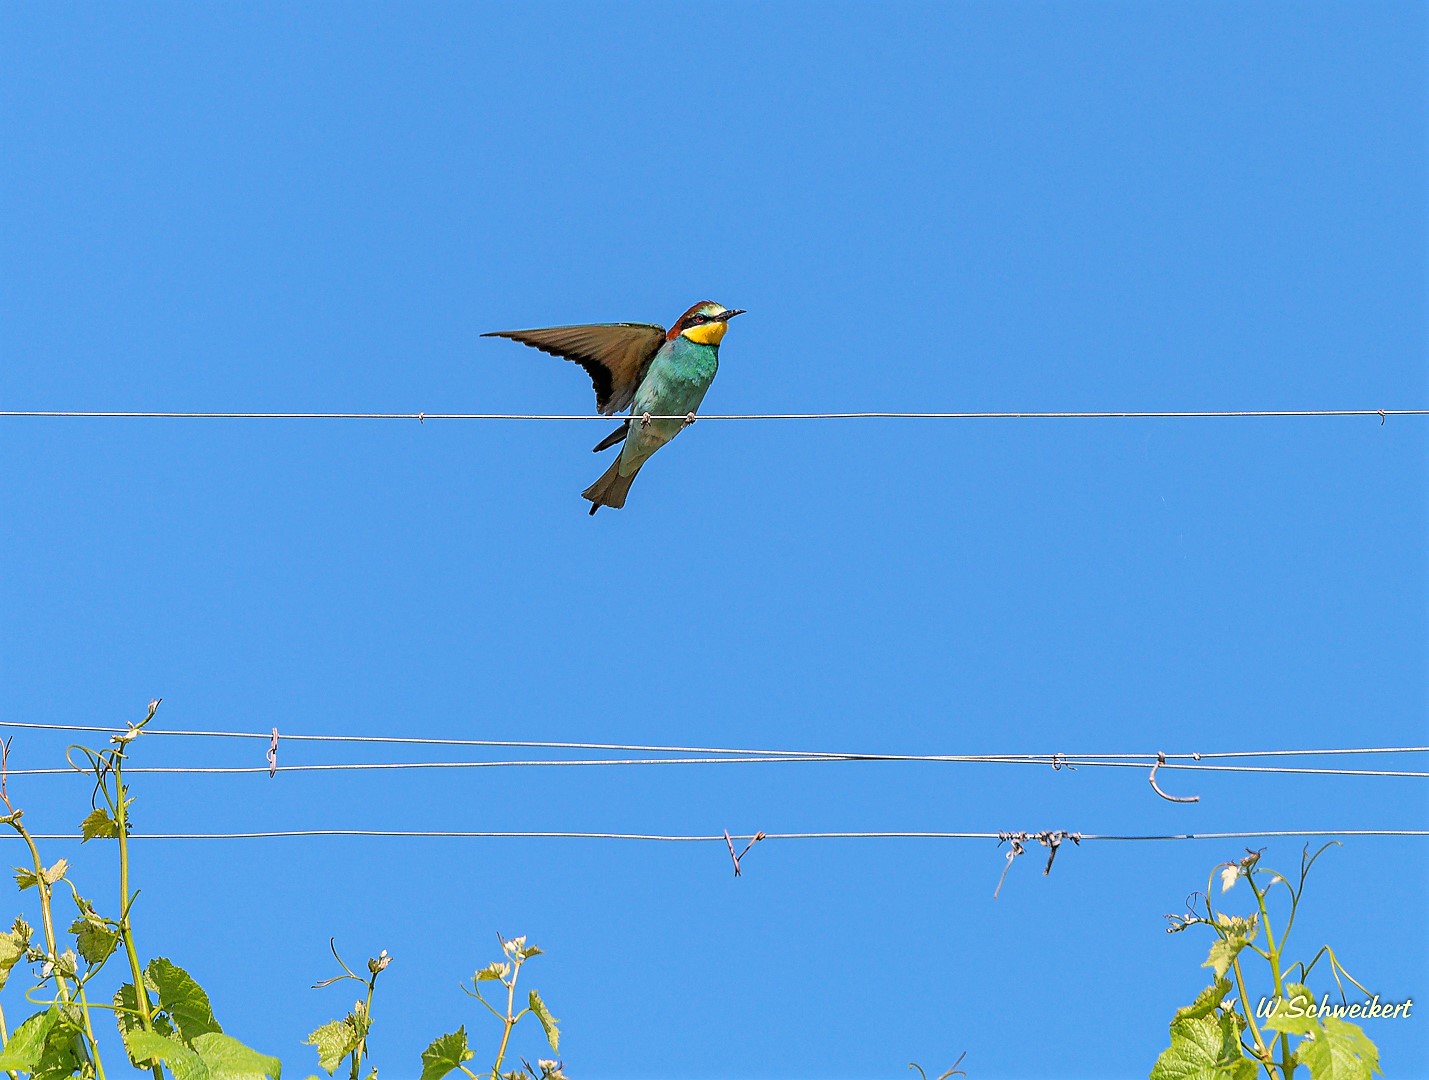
681,321,728,346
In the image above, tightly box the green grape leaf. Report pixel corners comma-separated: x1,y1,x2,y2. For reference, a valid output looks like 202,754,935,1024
191,1031,283,1080
1203,937,1249,980
0,1008,59,1071
32,1009,90,1080
69,914,119,967
1173,978,1233,1023
1150,1012,1256,1080
1200,914,1257,979
115,981,175,1040
124,1028,207,1080
1261,984,1318,1036
529,990,560,1053
419,1027,473,1080
54,949,78,979
306,1017,362,1076
14,867,40,892
0,915,34,989
1296,1016,1382,1080
148,957,224,1041
80,807,120,841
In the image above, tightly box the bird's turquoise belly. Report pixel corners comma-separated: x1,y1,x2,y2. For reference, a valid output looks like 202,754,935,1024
621,354,717,472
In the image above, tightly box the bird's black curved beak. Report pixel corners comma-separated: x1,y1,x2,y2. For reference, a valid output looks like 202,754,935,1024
717,308,747,322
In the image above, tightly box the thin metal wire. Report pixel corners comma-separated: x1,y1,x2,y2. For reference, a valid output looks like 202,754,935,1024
4,829,1426,842
2,757,1425,778
1,721,1423,765
5,719,920,754
1081,761,1429,778
0,755,851,774
1189,747,1429,759
2,409,1426,421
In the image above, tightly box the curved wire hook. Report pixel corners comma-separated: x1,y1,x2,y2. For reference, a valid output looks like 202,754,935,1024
993,832,1028,899
1149,752,1200,803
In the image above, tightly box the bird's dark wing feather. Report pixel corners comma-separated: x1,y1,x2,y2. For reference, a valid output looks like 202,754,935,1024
482,323,667,414
591,420,629,453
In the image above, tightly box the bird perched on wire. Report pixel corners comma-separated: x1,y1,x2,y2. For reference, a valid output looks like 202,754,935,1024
483,301,745,514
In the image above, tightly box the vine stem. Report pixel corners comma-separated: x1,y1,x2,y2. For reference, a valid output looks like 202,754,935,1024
350,970,379,1080
1,742,106,1079
0,1000,17,1080
77,987,107,1080
1247,873,1294,1080
111,745,164,1080
490,950,527,1080
1230,953,1276,1080
9,822,67,1003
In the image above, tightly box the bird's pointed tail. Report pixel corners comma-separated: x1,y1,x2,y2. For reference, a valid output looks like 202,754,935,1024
582,456,643,515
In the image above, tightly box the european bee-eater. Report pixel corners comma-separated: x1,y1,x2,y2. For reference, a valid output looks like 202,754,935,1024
483,301,745,514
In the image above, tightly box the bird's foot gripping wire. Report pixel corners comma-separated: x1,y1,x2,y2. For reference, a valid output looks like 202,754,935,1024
639,412,652,429
682,412,697,427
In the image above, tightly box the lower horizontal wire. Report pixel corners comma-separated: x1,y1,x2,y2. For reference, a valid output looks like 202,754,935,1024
4,829,1426,842
3,409,1427,421
3,757,1426,777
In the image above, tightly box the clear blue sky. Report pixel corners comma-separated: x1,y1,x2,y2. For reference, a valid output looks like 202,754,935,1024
2,4,1426,1078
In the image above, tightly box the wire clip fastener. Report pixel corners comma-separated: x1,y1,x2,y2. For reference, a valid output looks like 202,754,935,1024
724,829,766,877
994,830,1081,898
267,728,279,778
1039,829,1080,876
1149,752,1199,803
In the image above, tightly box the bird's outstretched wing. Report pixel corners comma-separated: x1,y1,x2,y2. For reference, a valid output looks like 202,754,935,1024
482,322,667,415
